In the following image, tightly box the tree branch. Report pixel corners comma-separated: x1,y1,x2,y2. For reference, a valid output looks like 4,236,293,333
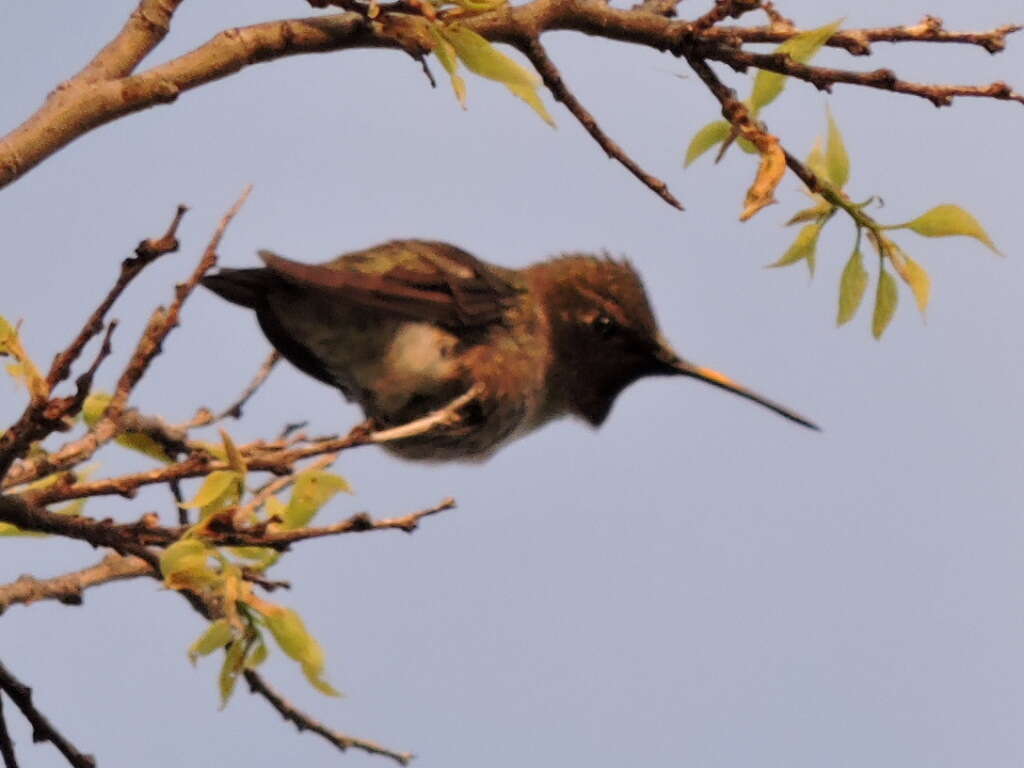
0,554,153,615
0,0,1018,200
0,694,18,768
3,189,250,489
0,662,95,768
78,0,187,81
516,37,683,209
697,44,1024,107
243,670,414,766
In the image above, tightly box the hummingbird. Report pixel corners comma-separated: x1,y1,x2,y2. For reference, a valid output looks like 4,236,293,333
202,240,817,460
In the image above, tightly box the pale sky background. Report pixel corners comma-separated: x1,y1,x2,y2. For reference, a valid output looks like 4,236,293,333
1,1,1023,766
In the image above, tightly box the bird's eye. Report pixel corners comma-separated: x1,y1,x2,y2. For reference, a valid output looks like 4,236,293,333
591,314,619,339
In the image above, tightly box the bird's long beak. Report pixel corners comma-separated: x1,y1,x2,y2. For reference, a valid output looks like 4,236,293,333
654,342,819,430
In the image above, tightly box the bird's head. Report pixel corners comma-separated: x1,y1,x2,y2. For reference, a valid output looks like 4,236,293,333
528,255,818,430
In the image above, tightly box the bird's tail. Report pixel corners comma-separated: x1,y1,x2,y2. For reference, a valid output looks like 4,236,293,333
201,268,273,309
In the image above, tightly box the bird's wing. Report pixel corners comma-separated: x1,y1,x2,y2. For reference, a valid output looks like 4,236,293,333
259,240,521,329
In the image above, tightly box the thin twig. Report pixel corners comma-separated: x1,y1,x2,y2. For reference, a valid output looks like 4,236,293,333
0,202,186,477
46,204,187,390
0,694,19,768
0,662,95,768
699,44,1024,106
518,37,684,210
243,670,414,766
707,18,1023,55
219,351,280,420
201,498,456,550
4,190,250,489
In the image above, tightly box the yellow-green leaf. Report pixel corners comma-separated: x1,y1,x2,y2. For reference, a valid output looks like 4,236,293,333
786,202,832,226
429,25,467,109
837,249,869,326
189,619,234,664
749,19,844,112
116,432,173,463
0,316,14,350
684,120,730,167
179,470,242,511
245,636,269,669
896,254,931,316
159,538,220,591
219,639,247,707
768,222,823,269
82,392,112,427
220,429,246,476
872,268,899,339
439,24,554,126
262,606,341,697
84,393,172,461
285,470,351,529
805,138,827,181
897,204,1002,255
825,108,850,189
265,495,286,521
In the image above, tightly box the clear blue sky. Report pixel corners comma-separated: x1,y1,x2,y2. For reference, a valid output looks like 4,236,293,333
2,1,1022,766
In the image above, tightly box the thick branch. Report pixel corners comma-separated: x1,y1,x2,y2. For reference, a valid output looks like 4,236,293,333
0,1,1018,193
0,15,387,189
78,0,187,81
0,554,153,615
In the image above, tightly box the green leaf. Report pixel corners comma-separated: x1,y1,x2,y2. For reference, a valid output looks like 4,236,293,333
262,606,341,697
429,26,467,108
805,138,827,180
84,391,172,462
179,470,242,512
439,24,555,126
895,253,931,316
836,249,869,326
160,538,217,590
189,619,234,664
872,268,899,339
220,430,246,476
896,204,1002,255
749,19,844,112
768,222,823,270
245,636,269,669
82,392,112,427
684,120,730,167
786,202,832,226
285,470,351,529
219,639,247,707
117,432,173,463
0,316,14,351
825,108,850,189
